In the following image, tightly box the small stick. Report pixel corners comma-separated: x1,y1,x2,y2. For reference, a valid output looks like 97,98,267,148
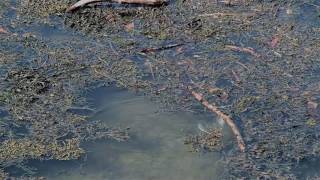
225,45,260,58
66,0,166,12
141,43,183,53
66,0,101,12
189,88,246,152
198,12,255,18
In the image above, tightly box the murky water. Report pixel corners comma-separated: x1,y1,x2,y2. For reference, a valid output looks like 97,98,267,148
33,87,230,179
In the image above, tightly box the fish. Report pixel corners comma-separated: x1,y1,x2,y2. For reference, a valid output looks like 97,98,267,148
197,123,210,134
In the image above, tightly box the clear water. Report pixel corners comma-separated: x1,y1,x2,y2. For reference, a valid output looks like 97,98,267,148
33,87,230,180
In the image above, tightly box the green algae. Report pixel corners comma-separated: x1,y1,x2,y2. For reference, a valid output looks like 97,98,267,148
306,118,317,127
0,138,84,163
19,0,70,18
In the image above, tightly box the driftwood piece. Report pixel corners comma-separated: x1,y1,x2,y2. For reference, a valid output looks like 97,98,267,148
66,0,167,12
189,88,246,152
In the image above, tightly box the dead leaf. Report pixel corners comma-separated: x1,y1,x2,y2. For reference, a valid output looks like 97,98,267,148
208,87,228,101
124,22,134,32
176,47,184,54
220,92,228,102
0,27,8,34
105,14,117,23
208,87,223,94
271,35,280,48
308,101,318,111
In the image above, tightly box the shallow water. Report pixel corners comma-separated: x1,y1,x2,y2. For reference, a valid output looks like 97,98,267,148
33,87,230,180
1,0,320,178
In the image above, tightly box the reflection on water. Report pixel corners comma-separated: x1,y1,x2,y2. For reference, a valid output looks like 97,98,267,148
35,87,230,179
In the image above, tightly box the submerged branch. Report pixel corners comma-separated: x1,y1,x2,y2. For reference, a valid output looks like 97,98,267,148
66,0,167,12
189,88,246,152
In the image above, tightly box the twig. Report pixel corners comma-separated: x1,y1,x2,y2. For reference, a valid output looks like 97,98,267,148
66,0,167,12
189,87,246,152
66,0,100,12
225,45,260,58
141,43,183,53
198,12,255,18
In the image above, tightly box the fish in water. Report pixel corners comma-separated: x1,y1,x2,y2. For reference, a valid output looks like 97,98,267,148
197,117,225,134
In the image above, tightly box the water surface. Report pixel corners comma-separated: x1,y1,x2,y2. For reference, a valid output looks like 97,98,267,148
35,87,229,180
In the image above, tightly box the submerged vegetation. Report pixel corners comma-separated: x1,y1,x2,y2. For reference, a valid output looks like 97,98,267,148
185,128,223,152
0,0,320,178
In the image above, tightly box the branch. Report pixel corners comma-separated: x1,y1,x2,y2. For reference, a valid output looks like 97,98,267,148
66,0,167,12
189,88,245,152
225,45,260,58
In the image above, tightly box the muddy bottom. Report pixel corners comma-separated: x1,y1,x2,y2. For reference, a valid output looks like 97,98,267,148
32,87,229,180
